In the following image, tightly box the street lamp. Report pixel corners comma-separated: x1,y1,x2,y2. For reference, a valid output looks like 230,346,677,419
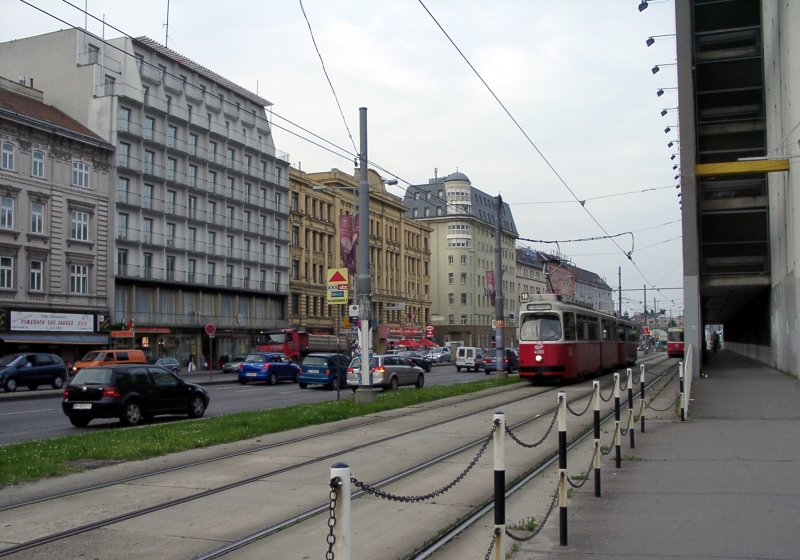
646,34,675,47
652,63,677,74
657,87,677,97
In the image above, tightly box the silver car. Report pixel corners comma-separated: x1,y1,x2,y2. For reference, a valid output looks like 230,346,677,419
347,354,425,391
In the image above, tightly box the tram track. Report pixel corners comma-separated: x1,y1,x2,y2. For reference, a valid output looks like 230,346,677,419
0,355,671,558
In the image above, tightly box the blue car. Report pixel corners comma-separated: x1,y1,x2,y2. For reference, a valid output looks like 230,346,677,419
237,352,300,385
297,353,350,391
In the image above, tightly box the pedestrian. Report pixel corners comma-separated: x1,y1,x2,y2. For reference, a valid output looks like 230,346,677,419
712,332,720,354
187,353,195,372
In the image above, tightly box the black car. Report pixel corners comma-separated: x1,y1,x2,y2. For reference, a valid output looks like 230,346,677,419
483,348,520,374
396,351,432,372
0,353,67,392
62,365,210,427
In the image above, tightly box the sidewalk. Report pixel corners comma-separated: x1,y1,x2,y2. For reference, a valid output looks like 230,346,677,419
518,349,800,559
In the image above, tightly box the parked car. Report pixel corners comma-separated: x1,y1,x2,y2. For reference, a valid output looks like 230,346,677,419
62,365,209,427
0,353,67,392
298,353,350,390
455,347,484,372
426,347,451,363
238,352,301,385
482,348,520,374
71,349,148,376
154,357,180,374
347,354,425,391
396,351,432,372
222,356,247,374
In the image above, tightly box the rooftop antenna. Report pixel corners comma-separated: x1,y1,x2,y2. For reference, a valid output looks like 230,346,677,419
164,0,170,48
434,167,438,180
84,0,88,31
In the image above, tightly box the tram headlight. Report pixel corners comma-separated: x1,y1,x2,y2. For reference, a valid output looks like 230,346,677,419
535,355,543,363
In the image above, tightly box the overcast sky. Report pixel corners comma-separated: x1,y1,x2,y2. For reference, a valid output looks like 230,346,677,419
3,0,683,317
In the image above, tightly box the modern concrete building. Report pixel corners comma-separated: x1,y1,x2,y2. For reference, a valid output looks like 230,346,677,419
676,0,799,376
404,172,518,348
290,167,432,352
0,30,291,366
0,76,114,363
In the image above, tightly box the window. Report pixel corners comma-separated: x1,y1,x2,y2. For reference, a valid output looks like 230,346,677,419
116,177,130,204
167,158,176,181
31,202,43,234
244,211,251,231
448,272,454,284
165,94,172,112
187,227,196,251
208,231,216,252
461,293,467,305
291,226,299,245
243,267,251,289
291,259,299,279
274,271,281,289
207,262,216,285
188,196,197,220
275,244,282,266
448,314,454,325
260,269,267,291
226,264,234,287
0,197,13,229
166,222,175,245
142,218,153,244
143,151,154,175
189,133,198,156
117,213,128,240
461,272,467,284
226,206,234,228
143,252,153,279
448,256,454,264
32,151,44,178
244,238,251,260
117,248,128,276
166,256,175,281
275,219,282,238
166,190,176,214
461,255,467,265
209,141,217,158
226,235,234,257
1,143,14,170
209,170,217,189
260,161,268,180
260,187,267,207
244,182,251,200
226,177,234,198
167,125,177,148
144,117,155,141
227,148,235,168
188,259,196,283
260,215,267,235
188,165,197,188
143,184,154,209
276,167,282,184
461,314,467,325
72,162,90,188
245,155,252,174
29,260,42,291
71,211,89,241
449,293,454,305
69,264,88,294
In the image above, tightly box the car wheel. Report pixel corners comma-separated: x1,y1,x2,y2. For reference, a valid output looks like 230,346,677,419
3,377,17,392
330,377,340,392
268,372,278,385
415,373,424,389
188,395,206,418
173,367,179,374
52,375,65,389
27,384,38,391
293,372,299,383
120,400,143,427
351,387,358,393
426,364,431,372
69,416,91,427
389,376,399,390
299,382,308,389
239,378,248,385
456,367,461,372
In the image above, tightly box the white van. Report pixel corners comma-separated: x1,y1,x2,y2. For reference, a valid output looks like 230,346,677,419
455,347,484,372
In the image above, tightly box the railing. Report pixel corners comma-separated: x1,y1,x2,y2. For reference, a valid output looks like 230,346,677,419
189,111,209,130
139,63,163,84
205,95,222,113
163,73,185,94
168,103,189,122
209,120,228,137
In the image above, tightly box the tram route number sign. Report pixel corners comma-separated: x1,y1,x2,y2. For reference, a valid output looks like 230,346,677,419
520,292,530,302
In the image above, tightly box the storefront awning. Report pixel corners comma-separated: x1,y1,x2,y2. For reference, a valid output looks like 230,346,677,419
0,333,110,345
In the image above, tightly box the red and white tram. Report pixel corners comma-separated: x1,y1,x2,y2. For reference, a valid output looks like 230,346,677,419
517,294,638,383
666,327,684,358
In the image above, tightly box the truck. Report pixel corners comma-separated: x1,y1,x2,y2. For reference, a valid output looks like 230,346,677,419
256,329,348,363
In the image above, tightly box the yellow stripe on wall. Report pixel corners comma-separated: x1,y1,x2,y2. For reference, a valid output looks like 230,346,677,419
695,159,790,177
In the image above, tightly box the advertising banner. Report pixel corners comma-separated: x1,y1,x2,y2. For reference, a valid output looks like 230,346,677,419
339,214,359,276
11,311,93,332
486,270,496,306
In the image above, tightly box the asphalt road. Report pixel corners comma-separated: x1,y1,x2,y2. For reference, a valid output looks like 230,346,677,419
0,363,501,447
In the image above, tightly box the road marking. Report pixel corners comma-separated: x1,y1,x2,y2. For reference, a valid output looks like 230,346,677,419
0,408,57,416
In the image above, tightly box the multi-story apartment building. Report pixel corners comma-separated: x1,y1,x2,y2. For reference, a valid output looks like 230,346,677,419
403,172,518,349
515,247,547,302
289,167,432,353
569,265,614,314
0,31,291,365
0,76,114,363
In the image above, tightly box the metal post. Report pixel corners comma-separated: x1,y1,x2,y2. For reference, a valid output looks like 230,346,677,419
355,107,376,404
558,391,568,546
493,412,506,560
592,380,601,498
618,266,622,317
494,195,506,379
614,372,621,468
679,361,685,421
627,368,635,449
337,305,341,401
639,364,646,433
330,462,351,560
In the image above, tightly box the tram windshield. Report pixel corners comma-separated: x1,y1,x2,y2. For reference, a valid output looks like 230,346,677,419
668,330,684,342
519,313,562,342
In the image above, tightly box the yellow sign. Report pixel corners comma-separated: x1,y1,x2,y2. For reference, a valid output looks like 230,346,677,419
327,268,349,304
492,319,505,328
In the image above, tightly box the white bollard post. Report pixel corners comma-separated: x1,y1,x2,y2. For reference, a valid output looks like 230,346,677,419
558,391,568,546
679,361,685,421
639,364,646,433
614,373,621,468
626,368,635,449
493,412,506,560
329,463,351,560
593,380,601,498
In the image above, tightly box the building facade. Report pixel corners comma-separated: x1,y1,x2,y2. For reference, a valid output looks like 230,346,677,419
515,247,547,304
404,172,518,349
0,31,291,366
0,76,114,363
568,264,614,314
289,167,432,353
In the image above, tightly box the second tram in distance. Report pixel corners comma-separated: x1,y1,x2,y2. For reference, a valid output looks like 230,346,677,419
667,327,684,358
517,294,638,383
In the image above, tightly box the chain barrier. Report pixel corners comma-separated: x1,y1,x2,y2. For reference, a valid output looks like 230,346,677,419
484,528,501,560
505,408,558,448
644,395,679,412
567,447,596,489
619,377,629,392
565,394,593,417
599,384,614,402
505,478,561,543
600,426,616,455
325,476,341,560
350,420,498,503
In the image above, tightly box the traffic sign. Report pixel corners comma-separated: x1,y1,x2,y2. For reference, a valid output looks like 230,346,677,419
205,323,217,336
425,325,435,338
349,305,359,321
492,319,505,328
642,327,650,336
327,268,349,304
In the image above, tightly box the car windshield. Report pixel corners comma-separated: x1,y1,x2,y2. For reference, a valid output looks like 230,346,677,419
80,351,105,362
0,354,22,367
245,354,267,363
519,313,562,342
71,368,114,385
350,357,378,369
303,356,328,366
232,356,246,362
484,350,497,358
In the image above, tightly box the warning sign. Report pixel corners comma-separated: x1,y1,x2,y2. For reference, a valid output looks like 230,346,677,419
327,268,349,304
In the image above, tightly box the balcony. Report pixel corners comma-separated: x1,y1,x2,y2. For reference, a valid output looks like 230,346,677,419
163,73,185,94
144,93,167,114
116,227,137,242
143,161,164,179
240,110,256,128
167,103,189,122
227,128,245,146
116,154,141,173
185,84,204,103
209,120,228,138
276,151,290,164
205,94,221,113
245,134,263,152
139,63,163,85
189,111,209,131
117,118,142,137
222,102,239,120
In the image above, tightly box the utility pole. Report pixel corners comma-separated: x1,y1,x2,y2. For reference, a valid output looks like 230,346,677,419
618,267,622,317
494,195,506,378
355,108,377,403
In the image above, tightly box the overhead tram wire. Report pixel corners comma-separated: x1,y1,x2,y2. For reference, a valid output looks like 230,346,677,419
509,185,676,206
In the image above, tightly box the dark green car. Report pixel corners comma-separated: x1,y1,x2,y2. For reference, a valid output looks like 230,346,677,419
0,353,67,392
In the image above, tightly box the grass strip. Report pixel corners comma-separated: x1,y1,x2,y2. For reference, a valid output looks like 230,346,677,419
0,377,520,487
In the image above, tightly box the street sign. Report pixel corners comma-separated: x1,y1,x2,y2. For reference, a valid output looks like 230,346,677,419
349,305,359,321
492,319,505,328
205,323,217,336
642,327,650,336
327,268,349,304
425,325,435,338
110,330,134,338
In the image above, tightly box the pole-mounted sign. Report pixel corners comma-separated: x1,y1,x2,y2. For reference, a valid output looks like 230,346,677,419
327,268,349,304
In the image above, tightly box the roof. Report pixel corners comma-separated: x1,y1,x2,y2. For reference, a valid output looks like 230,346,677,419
133,37,271,107
565,264,612,290
445,171,470,182
516,247,545,267
0,87,106,143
